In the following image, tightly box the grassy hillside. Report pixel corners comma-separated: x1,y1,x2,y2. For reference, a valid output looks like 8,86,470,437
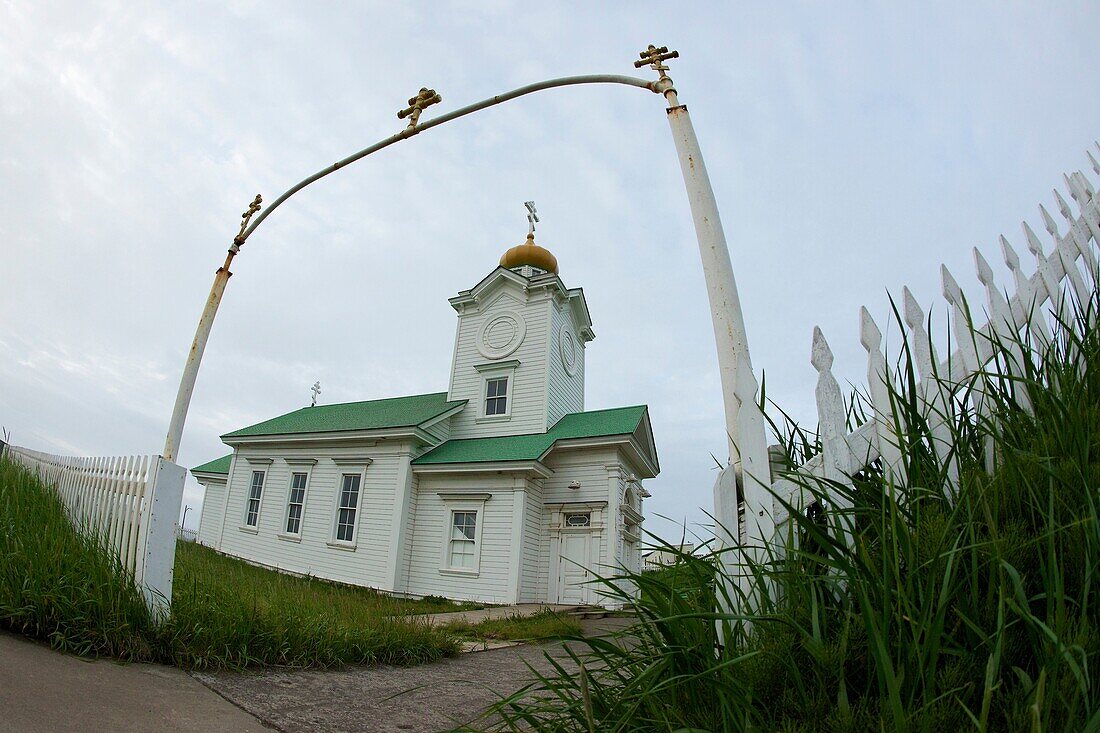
0,466,460,669
464,294,1100,732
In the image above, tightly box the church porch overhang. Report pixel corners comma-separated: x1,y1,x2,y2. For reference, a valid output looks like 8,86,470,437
222,425,446,450
544,435,658,479
410,459,553,479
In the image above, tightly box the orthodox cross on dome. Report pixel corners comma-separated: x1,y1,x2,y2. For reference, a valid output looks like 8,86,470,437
310,381,321,407
525,201,539,236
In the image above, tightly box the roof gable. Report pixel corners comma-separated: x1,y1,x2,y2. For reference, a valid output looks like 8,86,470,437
192,453,232,475
412,405,657,475
222,392,466,440
449,268,593,338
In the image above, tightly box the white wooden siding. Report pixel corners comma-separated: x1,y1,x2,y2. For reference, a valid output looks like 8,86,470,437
216,442,412,591
196,478,226,546
521,478,547,603
395,472,420,593
447,286,554,438
546,301,585,428
421,416,453,444
542,447,617,584
405,473,521,603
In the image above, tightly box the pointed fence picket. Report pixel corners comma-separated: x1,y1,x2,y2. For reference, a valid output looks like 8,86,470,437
3,445,186,618
722,146,1100,585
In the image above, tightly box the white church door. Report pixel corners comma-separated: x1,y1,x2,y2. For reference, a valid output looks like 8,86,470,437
556,531,592,605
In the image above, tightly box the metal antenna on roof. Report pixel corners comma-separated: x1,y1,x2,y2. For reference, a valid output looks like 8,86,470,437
310,381,322,407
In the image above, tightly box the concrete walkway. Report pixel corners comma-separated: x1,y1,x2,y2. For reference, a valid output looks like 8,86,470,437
197,616,632,733
416,602,578,626
0,632,267,733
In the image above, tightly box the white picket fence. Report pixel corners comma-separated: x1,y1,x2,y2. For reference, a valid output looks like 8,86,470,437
721,145,1100,584
3,444,186,618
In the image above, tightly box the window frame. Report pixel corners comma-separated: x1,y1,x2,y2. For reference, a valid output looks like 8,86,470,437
242,471,262,528
437,493,489,576
447,510,479,571
332,472,362,546
323,468,363,548
474,361,518,422
484,375,509,416
242,469,266,531
279,459,315,541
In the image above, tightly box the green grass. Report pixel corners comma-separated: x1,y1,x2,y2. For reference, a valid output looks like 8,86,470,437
440,609,583,643
0,466,478,669
460,288,1100,732
174,541,484,618
163,542,467,669
0,457,156,660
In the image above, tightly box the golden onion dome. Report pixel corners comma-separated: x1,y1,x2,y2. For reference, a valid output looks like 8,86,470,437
500,233,558,275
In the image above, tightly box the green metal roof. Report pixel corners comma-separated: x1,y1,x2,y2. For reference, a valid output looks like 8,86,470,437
222,392,466,439
192,453,232,475
413,405,649,465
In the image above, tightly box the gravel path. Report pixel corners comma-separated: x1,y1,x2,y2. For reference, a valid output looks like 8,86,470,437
195,616,631,733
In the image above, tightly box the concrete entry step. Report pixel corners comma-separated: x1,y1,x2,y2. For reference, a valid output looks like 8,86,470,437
562,605,611,620
417,602,579,626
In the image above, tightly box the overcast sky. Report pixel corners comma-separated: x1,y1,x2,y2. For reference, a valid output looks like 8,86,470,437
2,2,1098,541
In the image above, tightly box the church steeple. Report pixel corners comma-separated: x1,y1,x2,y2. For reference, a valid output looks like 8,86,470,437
499,201,558,275
447,204,591,438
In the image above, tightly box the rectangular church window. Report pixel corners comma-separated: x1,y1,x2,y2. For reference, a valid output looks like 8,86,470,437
285,472,308,535
485,376,508,416
449,510,478,569
244,470,265,527
334,474,361,543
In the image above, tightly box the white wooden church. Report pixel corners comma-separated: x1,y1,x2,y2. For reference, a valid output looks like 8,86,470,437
191,216,659,607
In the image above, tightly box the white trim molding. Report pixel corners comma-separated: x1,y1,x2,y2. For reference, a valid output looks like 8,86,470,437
331,456,375,466
438,493,489,576
476,313,527,360
279,461,314,540
474,361,519,422
329,463,369,550
413,461,553,479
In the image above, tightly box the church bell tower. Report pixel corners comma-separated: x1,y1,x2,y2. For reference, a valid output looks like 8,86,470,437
445,204,594,440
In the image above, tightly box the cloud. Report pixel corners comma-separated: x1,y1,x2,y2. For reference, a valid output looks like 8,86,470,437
2,2,1098,537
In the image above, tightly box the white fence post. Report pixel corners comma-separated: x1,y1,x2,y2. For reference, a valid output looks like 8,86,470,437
902,287,960,494
859,307,907,484
764,150,1098,603
4,444,186,620
135,457,186,619
811,327,854,548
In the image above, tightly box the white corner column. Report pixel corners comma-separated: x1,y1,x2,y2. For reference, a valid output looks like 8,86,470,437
506,474,528,603
387,451,417,593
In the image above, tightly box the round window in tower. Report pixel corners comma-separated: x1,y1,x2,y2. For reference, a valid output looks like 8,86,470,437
476,312,526,359
558,325,578,376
